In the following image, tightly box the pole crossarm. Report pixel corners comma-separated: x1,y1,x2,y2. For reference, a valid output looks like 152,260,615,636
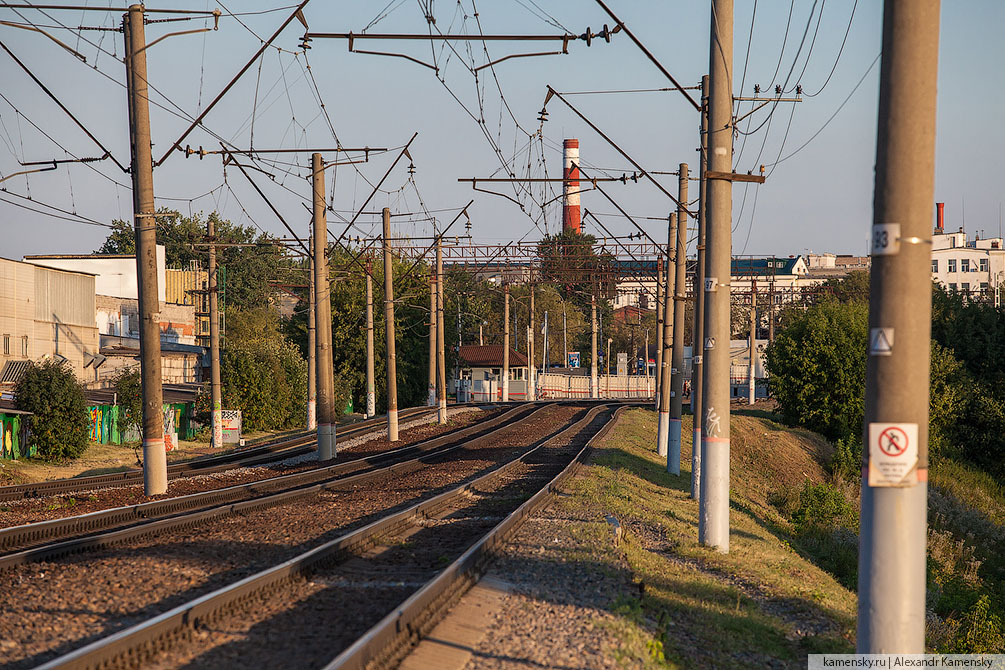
302,25,618,71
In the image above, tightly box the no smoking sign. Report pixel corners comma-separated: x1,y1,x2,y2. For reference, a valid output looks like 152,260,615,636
868,422,919,487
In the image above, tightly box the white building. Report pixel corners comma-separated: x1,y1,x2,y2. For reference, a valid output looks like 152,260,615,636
930,229,1005,301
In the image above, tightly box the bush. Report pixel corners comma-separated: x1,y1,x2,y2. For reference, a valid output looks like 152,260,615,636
790,481,860,590
112,368,142,442
222,338,307,432
830,437,862,482
765,300,868,441
14,360,90,461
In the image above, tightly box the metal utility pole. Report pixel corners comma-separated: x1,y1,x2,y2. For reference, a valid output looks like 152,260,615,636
656,214,676,459
502,284,511,402
655,258,664,408
307,236,317,429
858,0,939,653
528,285,536,401
699,0,734,553
382,207,399,441
312,152,335,460
124,4,166,496
748,281,757,405
365,265,376,419
691,74,709,501
436,239,447,424
669,167,689,474
590,294,598,399
428,272,437,407
207,217,223,450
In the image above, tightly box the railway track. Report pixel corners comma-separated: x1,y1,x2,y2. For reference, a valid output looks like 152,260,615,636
0,403,541,559
30,402,619,670
0,406,441,502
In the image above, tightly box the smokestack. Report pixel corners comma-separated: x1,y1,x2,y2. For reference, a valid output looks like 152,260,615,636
563,139,581,235
936,202,944,233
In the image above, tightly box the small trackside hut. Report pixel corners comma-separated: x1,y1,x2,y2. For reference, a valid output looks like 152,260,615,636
455,344,528,402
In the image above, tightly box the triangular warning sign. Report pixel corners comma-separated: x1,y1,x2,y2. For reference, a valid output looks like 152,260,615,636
704,337,715,350
870,328,893,355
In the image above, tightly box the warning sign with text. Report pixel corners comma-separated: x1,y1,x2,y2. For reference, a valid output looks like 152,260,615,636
868,422,919,487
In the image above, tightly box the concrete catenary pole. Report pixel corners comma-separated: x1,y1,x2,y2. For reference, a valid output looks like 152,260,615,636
528,285,536,400
691,74,710,501
857,0,939,653
562,306,568,368
124,5,166,496
207,217,223,449
312,153,335,460
427,272,437,407
590,294,598,399
436,239,447,424
382,207,399,441
307,235,317,429
365,263,375,419
699,0,734,553
748,281,757,405
654,258,664,408
502,284,511,402
669,167,689,474
656,214,676,459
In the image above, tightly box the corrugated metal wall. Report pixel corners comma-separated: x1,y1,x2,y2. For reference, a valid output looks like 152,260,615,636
33,266,95,327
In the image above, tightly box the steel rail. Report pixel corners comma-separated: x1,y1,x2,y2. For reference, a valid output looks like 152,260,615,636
0,406,437,502
0,404,542,560
34,403,618,670
328,405,624,670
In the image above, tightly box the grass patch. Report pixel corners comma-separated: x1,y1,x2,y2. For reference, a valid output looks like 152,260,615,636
555,408,855,668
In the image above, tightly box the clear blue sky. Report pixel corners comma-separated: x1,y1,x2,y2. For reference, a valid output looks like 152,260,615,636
1,1,1001,260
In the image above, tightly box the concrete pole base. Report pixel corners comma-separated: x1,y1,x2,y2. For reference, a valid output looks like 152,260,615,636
317,424,335,461
438,400,447,425
667,418,682,475
387,409,399,442
142,437,167,496
698,435,730,553
656,410,670,457
691,428,702,500
365,392,375,419
307,401,316,431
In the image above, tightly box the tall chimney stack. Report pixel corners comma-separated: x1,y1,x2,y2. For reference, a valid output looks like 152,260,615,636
562,139,581,235
936,201,945,233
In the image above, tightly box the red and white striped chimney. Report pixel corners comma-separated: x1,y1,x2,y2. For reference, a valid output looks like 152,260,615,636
562,139,581,235
936,202,945,233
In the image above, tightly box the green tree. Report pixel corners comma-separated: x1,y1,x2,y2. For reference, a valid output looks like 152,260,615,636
96,211,290,311
112,367,142,442
765,299,869,441
14,360,90,461
536,230,615,308
819,270,870,303
222,307,308,431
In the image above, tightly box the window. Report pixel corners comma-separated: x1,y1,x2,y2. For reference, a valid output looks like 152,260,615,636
962,282,971,293
2,335,8,356
931,260,939,273
949,283,957,291
20,336,27,358
980,258,989,273
981,282,990,294
948,259,957,273
961,259,970,272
